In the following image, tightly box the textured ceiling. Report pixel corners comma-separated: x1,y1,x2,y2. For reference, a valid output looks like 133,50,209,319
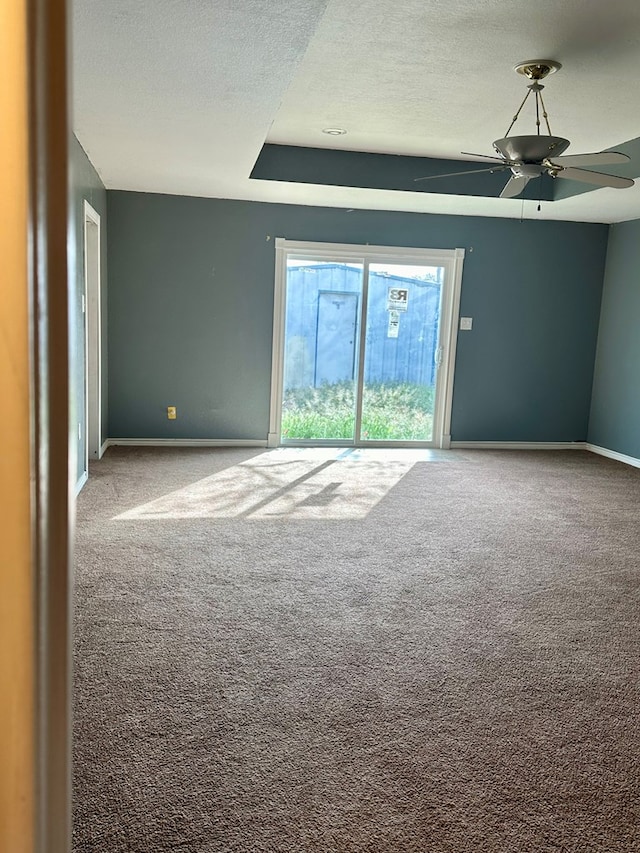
73,0,640,223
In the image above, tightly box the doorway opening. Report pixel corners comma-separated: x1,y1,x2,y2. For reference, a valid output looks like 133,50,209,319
269,240,464,448
80,200,102,488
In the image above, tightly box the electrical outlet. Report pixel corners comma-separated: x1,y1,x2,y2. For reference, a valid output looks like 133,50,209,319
167,406,177,420
459,317,473,331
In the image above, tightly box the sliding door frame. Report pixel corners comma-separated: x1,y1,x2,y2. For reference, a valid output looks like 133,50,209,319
352,257,370,445
269,239,465,449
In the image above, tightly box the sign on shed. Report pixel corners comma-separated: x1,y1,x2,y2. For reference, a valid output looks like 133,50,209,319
386,286,409,312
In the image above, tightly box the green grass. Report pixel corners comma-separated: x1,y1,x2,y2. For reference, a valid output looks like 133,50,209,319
281,381,434,441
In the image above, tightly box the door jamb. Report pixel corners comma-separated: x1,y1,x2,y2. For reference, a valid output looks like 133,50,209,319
30,0,73,851
83,200,102,463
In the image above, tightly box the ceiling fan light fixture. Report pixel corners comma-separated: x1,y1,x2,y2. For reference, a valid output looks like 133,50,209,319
493,135,571,162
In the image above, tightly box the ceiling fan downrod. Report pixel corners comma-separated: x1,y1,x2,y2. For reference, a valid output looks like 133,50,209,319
504,59,562,139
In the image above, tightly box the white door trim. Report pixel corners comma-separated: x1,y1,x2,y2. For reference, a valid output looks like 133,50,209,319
268,241,288,447
438,247,465,449
270,238,465,449
83,200,102,463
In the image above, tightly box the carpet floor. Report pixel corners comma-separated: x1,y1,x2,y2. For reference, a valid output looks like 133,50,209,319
73,447,640,852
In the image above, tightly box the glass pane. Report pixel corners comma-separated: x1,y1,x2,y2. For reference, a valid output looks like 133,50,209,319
281,258,363,441
360,263,443,442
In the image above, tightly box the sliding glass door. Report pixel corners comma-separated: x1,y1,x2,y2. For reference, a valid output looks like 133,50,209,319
270,241,464,448
359,262,444,443
281,258,363,442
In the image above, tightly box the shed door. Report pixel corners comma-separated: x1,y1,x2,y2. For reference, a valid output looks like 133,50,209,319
314,291,358,386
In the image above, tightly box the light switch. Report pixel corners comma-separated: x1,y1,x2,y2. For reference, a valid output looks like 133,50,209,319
460,317,473,331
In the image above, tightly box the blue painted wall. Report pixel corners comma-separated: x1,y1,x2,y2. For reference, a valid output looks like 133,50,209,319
70,136,108,482
452,230,606,442
107,191,608,442
588,219,640,458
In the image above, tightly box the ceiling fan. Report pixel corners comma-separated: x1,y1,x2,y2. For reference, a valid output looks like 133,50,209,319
415,60,635,199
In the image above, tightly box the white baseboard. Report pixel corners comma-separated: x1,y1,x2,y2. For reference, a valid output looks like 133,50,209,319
99,439,109,458
89,438,640,470
450,441,587,450
75,470,88,495
586,443,640,470
103,438,267,449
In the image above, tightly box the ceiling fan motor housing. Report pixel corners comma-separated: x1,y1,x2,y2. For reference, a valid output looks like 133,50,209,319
493,135,571,163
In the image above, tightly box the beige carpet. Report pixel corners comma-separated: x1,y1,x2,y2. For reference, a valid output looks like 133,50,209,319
73,447,640,852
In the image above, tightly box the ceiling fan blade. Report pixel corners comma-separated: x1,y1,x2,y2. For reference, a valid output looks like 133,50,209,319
460,151,508,162
554,168,634,189
500,174,530,198
414,165,508,182
550,151,630,167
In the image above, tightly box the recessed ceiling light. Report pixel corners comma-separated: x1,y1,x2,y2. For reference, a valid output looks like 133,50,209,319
322,127,347,136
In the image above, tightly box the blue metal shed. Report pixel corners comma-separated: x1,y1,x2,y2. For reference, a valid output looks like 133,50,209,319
283,264,441,390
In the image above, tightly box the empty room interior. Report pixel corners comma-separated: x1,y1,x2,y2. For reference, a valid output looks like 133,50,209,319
72,2,640,851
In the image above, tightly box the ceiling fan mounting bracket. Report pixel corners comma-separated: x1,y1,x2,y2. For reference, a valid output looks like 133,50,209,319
514,60,562,80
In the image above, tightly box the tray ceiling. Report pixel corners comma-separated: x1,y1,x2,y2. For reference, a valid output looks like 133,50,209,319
73,0,640,223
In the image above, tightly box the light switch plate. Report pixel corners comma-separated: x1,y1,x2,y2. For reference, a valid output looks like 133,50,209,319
460,317,473,331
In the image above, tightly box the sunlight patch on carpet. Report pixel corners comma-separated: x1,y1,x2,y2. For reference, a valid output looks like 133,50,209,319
112,448,441,520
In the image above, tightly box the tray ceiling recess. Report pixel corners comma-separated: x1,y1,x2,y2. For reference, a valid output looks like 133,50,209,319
252,59,638,205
